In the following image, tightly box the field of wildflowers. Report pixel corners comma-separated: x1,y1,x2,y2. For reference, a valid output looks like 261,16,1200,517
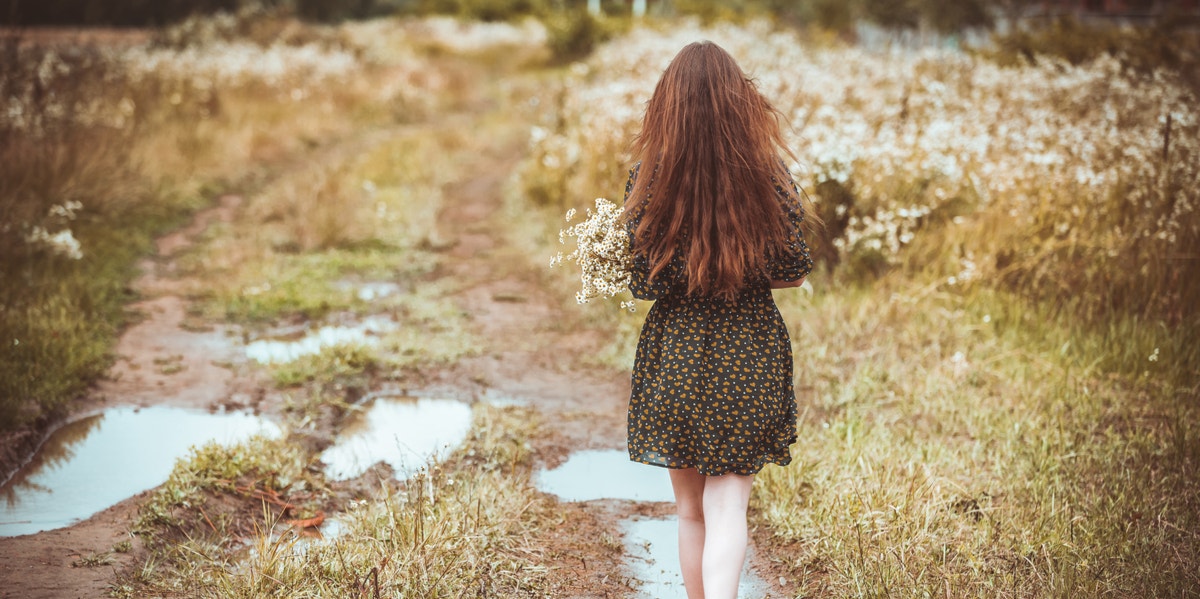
522,20,1199,331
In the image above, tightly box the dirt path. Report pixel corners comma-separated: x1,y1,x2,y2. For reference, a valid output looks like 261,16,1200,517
0,60,790,598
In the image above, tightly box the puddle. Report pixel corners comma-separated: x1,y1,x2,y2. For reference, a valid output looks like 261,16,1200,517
478,388,527,407
535,449,674,503
313,513,349,540
245,316,397,364
335,281,402,302
624,515,765,599
257,513,350,558
0,406,280,537
320,396,472,481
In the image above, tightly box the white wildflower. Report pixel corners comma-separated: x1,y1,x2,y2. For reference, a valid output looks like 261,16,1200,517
951,350,970,377
25,226,83,260
48,201,83,220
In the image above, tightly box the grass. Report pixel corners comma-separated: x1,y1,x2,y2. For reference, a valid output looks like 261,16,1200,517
123,403,555,598
265,291,479,389
0,185,203,425
513,138,1200,595
105,21,549,595
181,109,485,392
750,274,1200,597
502,28,1200,594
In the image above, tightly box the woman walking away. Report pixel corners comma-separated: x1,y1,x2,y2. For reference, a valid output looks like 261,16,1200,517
621,40,816,599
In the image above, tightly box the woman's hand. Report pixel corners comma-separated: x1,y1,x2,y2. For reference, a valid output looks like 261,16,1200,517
770,277,805,289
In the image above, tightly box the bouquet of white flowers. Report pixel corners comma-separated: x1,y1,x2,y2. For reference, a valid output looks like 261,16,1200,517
550,198,635,311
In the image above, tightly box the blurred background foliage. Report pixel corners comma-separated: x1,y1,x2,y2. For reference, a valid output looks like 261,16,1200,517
5,0,1198,77
3,0,996,29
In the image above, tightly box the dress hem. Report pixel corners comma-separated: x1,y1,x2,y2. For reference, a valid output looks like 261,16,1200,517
628,451,793,477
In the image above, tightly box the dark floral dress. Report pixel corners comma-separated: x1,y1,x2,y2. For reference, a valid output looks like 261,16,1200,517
624,164,814,476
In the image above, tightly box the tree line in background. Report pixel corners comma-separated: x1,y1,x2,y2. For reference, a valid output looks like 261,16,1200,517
1,0,405,26
0,0,1043,32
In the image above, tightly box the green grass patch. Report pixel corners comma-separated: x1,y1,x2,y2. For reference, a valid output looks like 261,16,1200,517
193,247,435,324
188,123,469,326
0,188,205,427
133,436,320,536
271,343,382,387
264,283,480,388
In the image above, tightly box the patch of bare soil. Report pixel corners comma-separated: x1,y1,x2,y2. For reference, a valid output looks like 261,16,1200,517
0,496,147,599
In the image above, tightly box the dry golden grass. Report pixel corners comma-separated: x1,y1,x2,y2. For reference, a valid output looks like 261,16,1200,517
751,279,1200,596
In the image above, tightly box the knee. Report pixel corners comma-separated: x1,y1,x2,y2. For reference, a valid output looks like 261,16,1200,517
676,502,705,524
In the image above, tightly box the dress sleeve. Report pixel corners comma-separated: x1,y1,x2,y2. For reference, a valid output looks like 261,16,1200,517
623,164,673,301
768,173,815,283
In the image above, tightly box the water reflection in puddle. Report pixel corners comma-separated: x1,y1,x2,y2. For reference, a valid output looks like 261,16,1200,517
245,316,397,364
535,449,674,503
624,516,764,599
320,397,472,481
0,406,280,537
354,282,401,302
255,513,350,559
479,388,527,407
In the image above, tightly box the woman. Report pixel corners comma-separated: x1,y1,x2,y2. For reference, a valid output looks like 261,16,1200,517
621,40,815,599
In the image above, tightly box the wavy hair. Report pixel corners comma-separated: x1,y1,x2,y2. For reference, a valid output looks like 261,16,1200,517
623,40,811,301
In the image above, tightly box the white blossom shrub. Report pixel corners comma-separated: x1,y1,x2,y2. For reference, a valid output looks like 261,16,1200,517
519,20,1199,322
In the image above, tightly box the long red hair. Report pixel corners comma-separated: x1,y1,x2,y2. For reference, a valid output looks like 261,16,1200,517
623,40,808,301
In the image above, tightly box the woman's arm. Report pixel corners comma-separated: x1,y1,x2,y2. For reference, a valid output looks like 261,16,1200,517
766,175,815,285
624,163,671,301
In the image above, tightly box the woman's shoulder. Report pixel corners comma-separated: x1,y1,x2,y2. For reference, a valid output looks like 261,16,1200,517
624,162,642,203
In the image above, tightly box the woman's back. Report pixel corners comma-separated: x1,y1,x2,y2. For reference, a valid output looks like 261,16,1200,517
622,40,815,599
621,40,814,302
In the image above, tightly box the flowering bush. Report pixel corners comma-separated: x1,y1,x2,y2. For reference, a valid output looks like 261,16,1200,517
519,20,1199,323
550,198,634,310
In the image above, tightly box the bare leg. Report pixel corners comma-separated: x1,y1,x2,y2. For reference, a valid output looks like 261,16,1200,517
700,473,754,599
669,468,707,599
